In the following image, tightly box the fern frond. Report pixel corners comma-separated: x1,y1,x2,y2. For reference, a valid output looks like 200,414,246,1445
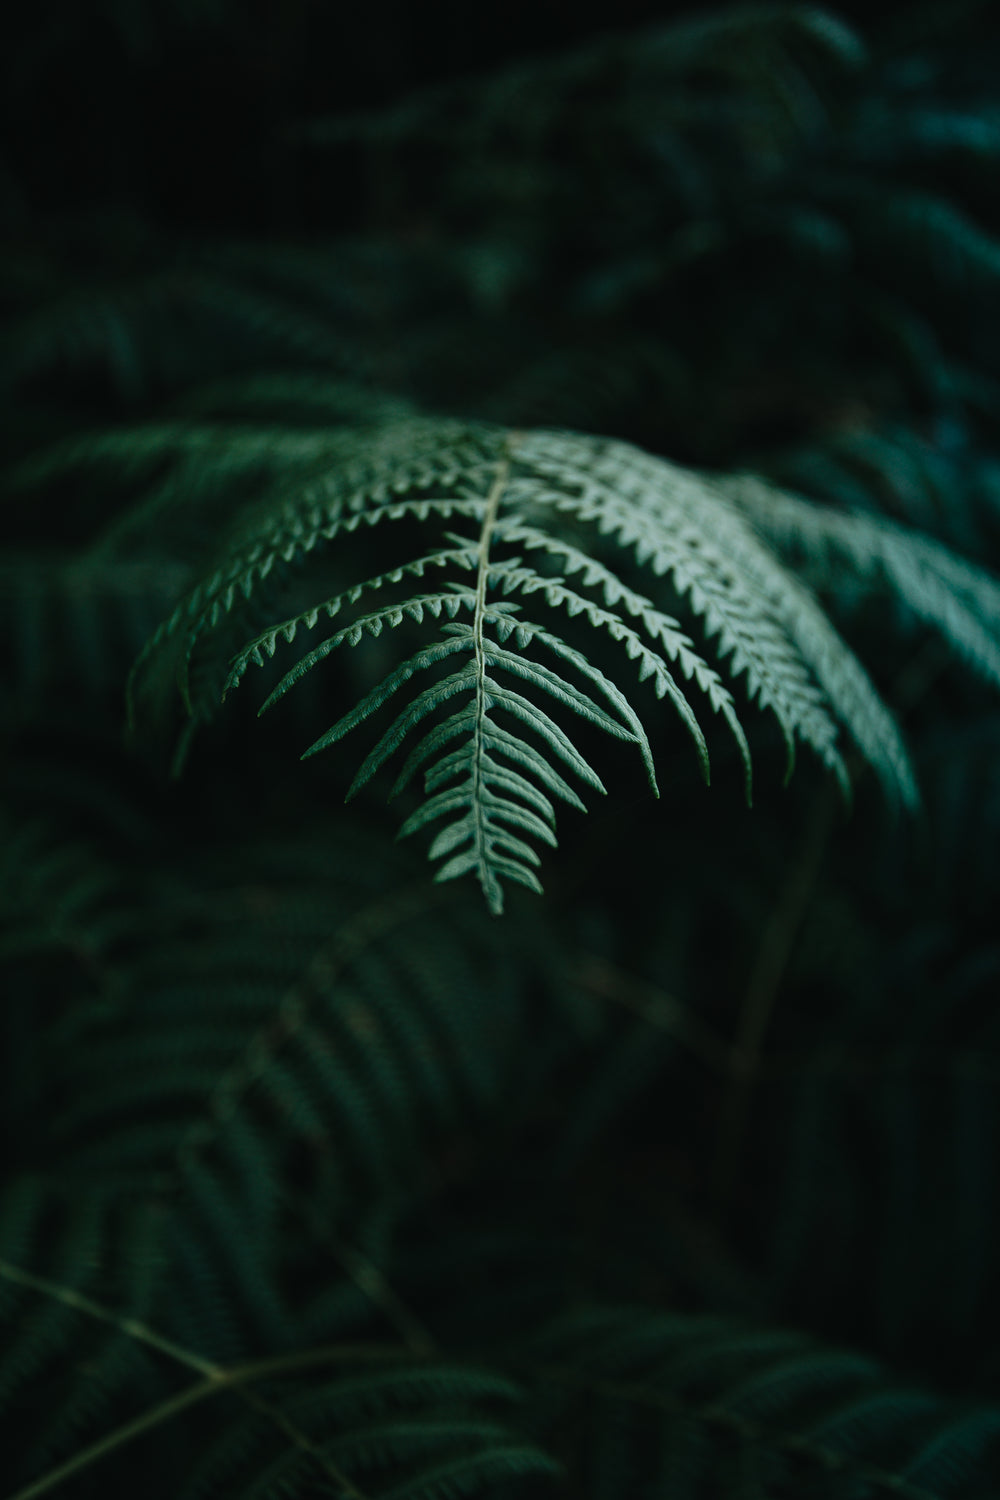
762,421,980,550
524,1306,1000,1499
0,1183,173,1488
0,250,365,402
0,553,190,701
119,410,1000,904
721,472,1000,689
495,519,747,762
181,1362,558,1500
512,429,901,799
284,611,635,914
0,798,585,1491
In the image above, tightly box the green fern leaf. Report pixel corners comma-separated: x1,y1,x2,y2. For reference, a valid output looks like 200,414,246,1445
720,472,1000,692
525,1306,1000,1498
120,409,1000,904
514,429,851,792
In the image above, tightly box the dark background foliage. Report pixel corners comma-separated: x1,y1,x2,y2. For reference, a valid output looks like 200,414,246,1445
3,2,1000,1497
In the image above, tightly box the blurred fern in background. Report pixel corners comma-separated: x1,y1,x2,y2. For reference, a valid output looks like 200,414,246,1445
4,2,1000,1496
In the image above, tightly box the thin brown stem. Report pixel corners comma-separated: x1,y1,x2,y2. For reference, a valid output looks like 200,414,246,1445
0,1255,411,1500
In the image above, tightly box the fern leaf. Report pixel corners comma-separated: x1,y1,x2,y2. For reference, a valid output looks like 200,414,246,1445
378,654,613,911
495,521,749,779
721,473,1000,691
224,551,480,697
389,711,589,814
479,560,708,780
327,657,480,774
526,1306,1000,1498
0,554,191,704
513,429,851,789
261,607,476,722
182,1363,558,1500
121,410,1000,903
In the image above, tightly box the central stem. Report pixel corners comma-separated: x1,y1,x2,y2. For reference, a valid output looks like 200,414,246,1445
473,452,510,658
470,448,511,911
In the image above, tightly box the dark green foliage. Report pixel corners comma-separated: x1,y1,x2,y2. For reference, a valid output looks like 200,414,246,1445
522,1306,1000,1498
3,3,1000,1498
